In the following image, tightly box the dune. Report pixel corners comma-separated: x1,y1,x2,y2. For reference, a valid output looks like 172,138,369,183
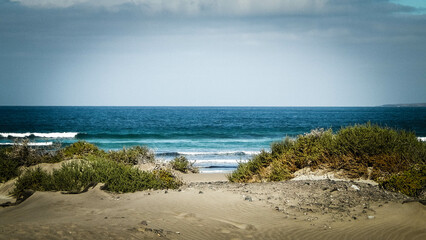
0,172,425,240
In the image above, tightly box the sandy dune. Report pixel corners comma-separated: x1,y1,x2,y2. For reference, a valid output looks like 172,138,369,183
0,173,425,240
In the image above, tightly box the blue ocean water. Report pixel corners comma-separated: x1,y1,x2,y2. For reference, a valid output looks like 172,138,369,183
1,107,425,173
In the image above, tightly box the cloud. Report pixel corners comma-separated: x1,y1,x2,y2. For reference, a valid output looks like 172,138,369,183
10,0,414,16
2,0,426,106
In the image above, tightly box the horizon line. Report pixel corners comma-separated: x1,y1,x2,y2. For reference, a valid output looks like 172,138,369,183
0,105,381,107
1,104,425,107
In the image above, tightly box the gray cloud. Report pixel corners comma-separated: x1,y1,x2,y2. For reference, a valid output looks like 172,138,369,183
10,0,415,16
1,0,425,106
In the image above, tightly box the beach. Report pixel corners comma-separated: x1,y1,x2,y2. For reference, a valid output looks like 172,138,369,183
1,170,425,240
2,0,426,237
1,107,425,239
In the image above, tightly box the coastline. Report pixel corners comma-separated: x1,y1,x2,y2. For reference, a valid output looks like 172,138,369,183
1,171,425,240
1,122,425,239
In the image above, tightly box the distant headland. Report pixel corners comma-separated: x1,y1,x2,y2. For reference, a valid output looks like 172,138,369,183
381,103,426,107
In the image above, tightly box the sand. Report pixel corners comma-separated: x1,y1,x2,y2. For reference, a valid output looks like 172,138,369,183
0,171,425,240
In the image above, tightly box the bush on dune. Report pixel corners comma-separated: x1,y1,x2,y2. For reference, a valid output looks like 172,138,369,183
378,164,426,197
0,140,63,182
0,148,20,182
107,146,155,165
170,156,199,173
61,141,106,159
12,157,182,197
2,141,182,197
227,150,274,182
228,123,426,197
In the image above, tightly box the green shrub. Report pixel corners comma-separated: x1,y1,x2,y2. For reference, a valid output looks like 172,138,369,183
153,169,183,189
334,123,425,164
5,139,42,166
0,141,63,182
268,159,293,182
378,164,426,197
271,137,294,156
0,151,21,182
170,156,198,173
228,123,426,197
61,141,105,159
107,146,155,165
227,150,273,182
12,167,52,195
50,160,95,192
12,157,182,197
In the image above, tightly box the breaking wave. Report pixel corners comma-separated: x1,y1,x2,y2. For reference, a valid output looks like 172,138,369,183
0,142,53,146
0,132,78,138
156,151,260,157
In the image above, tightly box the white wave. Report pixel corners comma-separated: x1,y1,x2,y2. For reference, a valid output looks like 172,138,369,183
194,159,248,164
92,138,274,144
178,151,260,156
418,137,426,142
0,132,78,138
199,169,234,173
0,142,53,146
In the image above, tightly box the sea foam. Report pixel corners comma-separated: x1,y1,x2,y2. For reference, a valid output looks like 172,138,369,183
0,142,53,146
0,132,78,138
156,151,260,157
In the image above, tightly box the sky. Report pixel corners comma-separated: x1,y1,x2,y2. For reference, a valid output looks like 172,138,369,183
0,0,425,106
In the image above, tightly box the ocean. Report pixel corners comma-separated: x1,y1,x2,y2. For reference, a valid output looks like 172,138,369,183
1,107,425,173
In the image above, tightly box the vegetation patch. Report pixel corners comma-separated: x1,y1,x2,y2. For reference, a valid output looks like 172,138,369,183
378,164,426,197
0,148,21,182
170,156,199,173
12,157,182,197
61,141,105,159
228,123,426,197
2,141,182,198
0,140,63,182
107,146,155,165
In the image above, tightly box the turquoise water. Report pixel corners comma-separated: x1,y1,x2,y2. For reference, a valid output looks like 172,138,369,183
1,107,425,172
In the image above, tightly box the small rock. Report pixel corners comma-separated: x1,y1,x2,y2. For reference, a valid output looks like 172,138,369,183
367,216,375,220
350,185,360,191
141,220,148,226
199,191,203,194
352,216,357,220
164,190,168,194
244,196,253,202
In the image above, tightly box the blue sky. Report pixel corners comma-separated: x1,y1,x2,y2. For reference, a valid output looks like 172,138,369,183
1,0,425,106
